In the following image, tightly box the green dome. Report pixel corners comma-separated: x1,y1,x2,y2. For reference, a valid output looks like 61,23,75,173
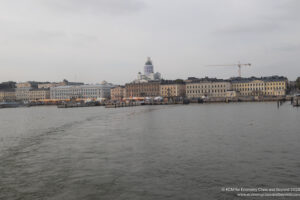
145,57,153,65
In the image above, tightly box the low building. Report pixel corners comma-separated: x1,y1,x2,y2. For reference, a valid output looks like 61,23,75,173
111,86,126,101
231,76,288,96
160,80,185,98
186,77,231,99
50,81,114,100
0,90,16,102
125,81,160,98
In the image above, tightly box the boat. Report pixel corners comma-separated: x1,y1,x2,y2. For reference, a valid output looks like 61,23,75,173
292,94,300,107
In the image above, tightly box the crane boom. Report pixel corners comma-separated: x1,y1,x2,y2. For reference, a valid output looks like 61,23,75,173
206,62,251,77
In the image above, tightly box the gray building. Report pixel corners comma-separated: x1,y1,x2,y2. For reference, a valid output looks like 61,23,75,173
50,81,114,100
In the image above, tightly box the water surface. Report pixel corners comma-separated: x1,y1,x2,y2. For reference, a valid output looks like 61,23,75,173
0,103,299,199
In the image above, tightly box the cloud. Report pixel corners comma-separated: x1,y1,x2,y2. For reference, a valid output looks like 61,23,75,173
277,44,300,52
216,21,279,35
40,0,146,15
214,0,300,35
275,0,300,21
0,0,299,82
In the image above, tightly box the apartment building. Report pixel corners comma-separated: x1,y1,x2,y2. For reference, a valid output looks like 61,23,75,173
16,88,50,101
160,80,185,98
231,76,288,96
50,82,114,100
0,90,16,102
186,78,231,99
111,86,126,101
125,81,160,98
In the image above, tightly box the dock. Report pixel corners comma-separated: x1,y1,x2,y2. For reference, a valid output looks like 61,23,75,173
105,102,140,108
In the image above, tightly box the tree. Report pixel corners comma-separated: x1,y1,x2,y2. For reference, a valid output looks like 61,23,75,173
296,77,300,90
0,81,16,90
174,79,184,84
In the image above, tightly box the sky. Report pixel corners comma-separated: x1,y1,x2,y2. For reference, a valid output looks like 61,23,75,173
0,0,299,84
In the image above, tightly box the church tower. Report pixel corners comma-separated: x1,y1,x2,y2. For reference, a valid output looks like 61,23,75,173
144,57,154,76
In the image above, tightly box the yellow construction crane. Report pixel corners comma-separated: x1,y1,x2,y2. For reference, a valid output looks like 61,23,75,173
207,62,251,77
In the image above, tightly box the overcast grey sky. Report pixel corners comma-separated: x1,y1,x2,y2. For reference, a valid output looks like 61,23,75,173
0,0,299,84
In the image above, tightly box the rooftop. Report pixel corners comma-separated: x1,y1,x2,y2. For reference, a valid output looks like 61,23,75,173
52,83,114,89
145,57,153,65
186,77,229,83
230,76,288,83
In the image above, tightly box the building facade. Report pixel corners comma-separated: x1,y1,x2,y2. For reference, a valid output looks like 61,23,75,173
186,78,231,99
16,88,31,101
29,90,50,101
231,76,288,96
160,81,186,98
15,88,50,101
0,91,16,102
111,86,126,101
50,82,114,100
125,81,160,97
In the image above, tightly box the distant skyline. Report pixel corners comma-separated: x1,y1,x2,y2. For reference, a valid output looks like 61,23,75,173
0,0,299,84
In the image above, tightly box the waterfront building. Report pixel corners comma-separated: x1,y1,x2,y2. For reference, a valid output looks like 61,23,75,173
16,88,31,101
111,86,126,101
50,81,114,100
29,89,50,101
186,77,231,99
134,57,161,83
125,81,160,98
225,90,239,98
231,76,288,96
0,90,16,102
160,80,186,98
16,88,50,101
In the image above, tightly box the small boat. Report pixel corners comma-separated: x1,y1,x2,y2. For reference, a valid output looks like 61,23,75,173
292,94,300,107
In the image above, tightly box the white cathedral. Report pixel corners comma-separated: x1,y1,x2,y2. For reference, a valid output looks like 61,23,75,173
134,57,161,83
